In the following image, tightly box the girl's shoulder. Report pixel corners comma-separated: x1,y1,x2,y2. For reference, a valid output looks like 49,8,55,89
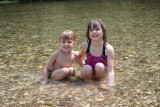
81,41,88,48
81,41,88,46
105,43,114,50
105,43,114,56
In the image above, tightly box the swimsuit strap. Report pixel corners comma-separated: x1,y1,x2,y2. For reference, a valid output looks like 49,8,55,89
86,40,91,54
86,40,107,57
103,42,107,57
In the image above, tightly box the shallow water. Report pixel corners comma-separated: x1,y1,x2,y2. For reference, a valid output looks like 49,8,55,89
0,0,160,106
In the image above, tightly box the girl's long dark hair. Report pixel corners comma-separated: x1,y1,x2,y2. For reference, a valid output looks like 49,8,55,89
86,18,107,43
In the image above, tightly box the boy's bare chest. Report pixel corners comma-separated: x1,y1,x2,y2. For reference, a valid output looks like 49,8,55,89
56,54,75,66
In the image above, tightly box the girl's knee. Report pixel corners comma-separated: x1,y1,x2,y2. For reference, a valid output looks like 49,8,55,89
82,65,92,71
95,63,106,80
82,65,92,73
95,63,105,70
81,65,93,79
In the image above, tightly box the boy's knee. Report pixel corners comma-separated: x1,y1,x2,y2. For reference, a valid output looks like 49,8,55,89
68,68,75,76
62,68,70,75
62,67,75,76
68,67,74,71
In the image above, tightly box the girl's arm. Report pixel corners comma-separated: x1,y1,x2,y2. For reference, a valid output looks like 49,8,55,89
41,51,58,84
106,44,115,86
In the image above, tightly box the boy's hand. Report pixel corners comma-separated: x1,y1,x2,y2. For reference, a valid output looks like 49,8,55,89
68,76,75,81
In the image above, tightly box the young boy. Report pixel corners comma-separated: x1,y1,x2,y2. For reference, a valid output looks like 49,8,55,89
41,30,83,84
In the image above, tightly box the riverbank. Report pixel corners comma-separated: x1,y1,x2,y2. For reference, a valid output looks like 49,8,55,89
0,0,19,4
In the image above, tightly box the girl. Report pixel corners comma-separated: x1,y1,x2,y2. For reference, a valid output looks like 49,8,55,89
79,18,115,86
41,30,83,84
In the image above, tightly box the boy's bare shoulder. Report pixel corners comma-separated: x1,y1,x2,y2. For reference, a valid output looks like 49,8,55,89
51,50,60,57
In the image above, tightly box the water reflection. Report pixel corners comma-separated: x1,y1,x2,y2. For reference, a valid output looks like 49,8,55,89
0,0,159,106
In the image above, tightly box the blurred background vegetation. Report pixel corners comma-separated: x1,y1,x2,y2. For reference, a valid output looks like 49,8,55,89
0,0,65,4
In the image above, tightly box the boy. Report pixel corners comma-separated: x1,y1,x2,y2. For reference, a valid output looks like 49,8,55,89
41,30,83,84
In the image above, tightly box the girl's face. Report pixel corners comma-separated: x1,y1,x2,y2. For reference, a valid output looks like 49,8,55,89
59,38,75,53
89,26,103,41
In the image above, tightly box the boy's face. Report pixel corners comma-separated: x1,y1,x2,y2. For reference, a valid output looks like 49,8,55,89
59,38,75,53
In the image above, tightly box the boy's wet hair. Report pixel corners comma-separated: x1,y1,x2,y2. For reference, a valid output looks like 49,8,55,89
59,30,76,41
86,18,107,43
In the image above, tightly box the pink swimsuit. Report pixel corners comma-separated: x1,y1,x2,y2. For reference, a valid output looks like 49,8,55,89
85,41,107,70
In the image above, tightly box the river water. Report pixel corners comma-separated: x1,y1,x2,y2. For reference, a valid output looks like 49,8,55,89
0,0,160,106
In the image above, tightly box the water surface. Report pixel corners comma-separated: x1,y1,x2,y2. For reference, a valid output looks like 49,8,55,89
0,0,160,106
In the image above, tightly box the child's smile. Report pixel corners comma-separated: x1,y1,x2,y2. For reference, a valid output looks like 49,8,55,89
60,40,74,52
63,46,70,50
63,46,70,49
92,34,99,38
89,27,103,41
90,31,102,40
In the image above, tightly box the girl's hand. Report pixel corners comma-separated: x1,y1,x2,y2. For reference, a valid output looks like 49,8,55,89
107,83,115,87
41,80,48,84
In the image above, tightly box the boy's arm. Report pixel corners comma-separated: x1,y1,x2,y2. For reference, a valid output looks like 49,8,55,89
41,51,57,84
74,51,83,67
106,45,115,86
77,42,87,65
79,42,86,58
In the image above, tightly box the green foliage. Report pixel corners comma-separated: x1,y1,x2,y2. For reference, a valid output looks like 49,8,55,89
0,0,20,4
0,0,76,4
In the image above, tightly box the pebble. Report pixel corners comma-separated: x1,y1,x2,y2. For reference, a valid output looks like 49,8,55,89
44,101,52,106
